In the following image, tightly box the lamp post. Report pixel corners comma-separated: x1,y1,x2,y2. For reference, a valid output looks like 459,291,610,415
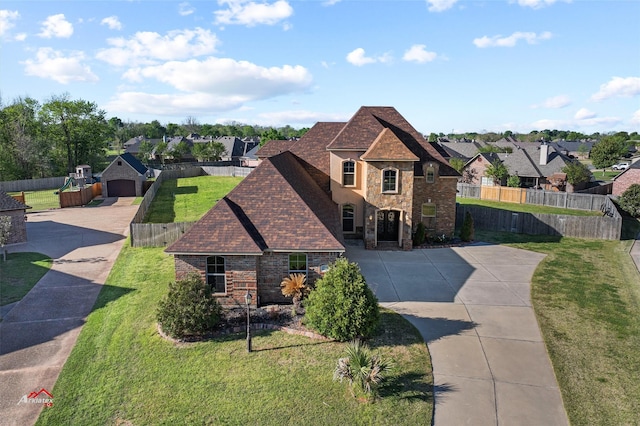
245,290,252,353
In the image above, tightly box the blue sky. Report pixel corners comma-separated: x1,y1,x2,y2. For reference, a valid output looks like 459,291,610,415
1,0,639,135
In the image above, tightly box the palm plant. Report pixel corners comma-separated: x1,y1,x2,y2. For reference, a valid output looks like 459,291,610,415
280,273,307,315
333,340,392,399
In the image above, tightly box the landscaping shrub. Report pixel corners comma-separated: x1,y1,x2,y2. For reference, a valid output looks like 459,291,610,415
157,273,222,339
333,340,392,398
460,211,475,242
413,222,426,246
618,184,640,217
304,258,379,341
280,273,308,315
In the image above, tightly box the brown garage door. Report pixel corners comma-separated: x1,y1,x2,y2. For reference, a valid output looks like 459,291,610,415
107,179,136,197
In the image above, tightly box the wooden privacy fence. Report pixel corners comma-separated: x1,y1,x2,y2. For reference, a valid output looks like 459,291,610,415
130,165,252,247
456,204,622,240
59,183,102,208
457,183,611,212
0,176,66,192
130,222,196,247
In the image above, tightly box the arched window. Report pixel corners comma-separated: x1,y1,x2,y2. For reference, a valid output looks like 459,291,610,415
342,204,355,233
206,256,226,293
342,160,356,186
426,166,436,183
382,168,398,193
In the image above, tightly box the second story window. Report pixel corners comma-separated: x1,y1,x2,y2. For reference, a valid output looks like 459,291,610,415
343,160,355,186
382,168,398,193
426,166,435,183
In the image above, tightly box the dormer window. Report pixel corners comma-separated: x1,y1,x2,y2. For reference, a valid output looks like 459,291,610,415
342,160,355,187
382,168,398,193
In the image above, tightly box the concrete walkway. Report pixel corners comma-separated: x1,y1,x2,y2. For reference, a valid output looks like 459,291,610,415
346,242,569,426
630,232,640,274
0,198,138,426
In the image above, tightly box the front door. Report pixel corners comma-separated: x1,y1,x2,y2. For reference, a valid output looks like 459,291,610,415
377,210,399,241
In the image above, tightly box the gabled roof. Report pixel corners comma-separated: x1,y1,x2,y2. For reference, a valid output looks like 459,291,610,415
0,190,30,212
166,151,344,255
256,140,297,158
361,128,419,161
117,152,148,175
613,159,640,181
325,106,459,176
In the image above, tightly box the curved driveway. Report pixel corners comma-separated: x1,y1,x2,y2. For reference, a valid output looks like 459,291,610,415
0,198,138,426
347,242,569,426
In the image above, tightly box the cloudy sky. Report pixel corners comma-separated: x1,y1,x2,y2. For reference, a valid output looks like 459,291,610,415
1,0,638,134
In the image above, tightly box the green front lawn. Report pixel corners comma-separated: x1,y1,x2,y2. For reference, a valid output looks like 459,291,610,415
143,176,243,223
0,252,52,306
37,243,434,425
474,229,640,425
457,197,602,216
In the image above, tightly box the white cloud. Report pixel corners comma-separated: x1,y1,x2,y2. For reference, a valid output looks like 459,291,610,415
38,14,73,39
323,0,342,5
14,32,26,41
590,76,640,101
122,57,312,98
512,0,571,9
473,31,552,48
0,10,20,37
426,0,458,12
532,95,571,109
403,44,437,63
532,115,621,130
96,28,219,67
179,2,195,16
22,47,98,84
105,92,247,116
101,16,122,31
346,48,391,66
631,110,640,125
256,109,349,126
574,108,596,120
214,0,293,27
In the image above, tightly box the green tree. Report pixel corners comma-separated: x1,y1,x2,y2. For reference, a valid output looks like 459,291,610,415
0,216,12,261
191,142,211,162
427,132,438,143
260,128,286,146
591,135,627,172
459,211,474,242
484,160,509,185
138,140,153,163
304,258,379,341
154,140,168,165
562,161,592,186
618,184,640,217
144,120,166,139
39,94,109,174
507,175,521,188
169,140,190,162
449,157,465,174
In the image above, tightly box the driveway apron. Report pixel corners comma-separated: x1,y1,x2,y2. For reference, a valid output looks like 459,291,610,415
0,198,138,426
347,242,569,426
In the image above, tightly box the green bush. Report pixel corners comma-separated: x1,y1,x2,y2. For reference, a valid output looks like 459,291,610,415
618,184,640,217
157,273,222,339
304,258,379,341
413,222,426,246
460,211,475,242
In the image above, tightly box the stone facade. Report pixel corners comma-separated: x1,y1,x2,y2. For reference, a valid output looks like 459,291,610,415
174,251,341,307
1,210,28,245
412,175,458,238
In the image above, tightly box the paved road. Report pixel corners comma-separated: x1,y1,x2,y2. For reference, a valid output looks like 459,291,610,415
0,198,138,426
347,242,569,426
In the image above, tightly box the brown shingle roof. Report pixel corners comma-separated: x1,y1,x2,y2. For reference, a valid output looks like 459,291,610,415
326,106,459,176
166,151,344,255
361,128,419,161
255,140,296,159
0,191,30,212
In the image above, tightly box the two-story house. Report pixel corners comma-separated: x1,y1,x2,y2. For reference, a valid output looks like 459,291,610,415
165,106,459,307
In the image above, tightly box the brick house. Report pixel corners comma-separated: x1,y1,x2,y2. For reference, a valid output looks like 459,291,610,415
0,191,30,245
165,106,459,307
612,160,640,196
101,153,148,198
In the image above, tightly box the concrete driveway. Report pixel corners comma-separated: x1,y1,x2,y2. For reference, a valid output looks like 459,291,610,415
0,198,138,426
346,242,569,426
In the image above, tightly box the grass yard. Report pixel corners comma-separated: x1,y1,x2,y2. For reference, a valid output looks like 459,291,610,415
9,189,60,211
143,176,243,223
0,252,52,306
37,243,434,425
457,196,602,216
474,226,640,425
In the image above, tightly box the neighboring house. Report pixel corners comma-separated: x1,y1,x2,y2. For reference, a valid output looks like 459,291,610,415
101,153,148,197
438,140,485,161
549,140,595,159
0,191,30,245
612,159,640,196
240,145,261,167
166,106,459,307
462,143,573,190
215,136,260,162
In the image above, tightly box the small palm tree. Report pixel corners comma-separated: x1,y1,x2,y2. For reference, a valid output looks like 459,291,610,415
280,273,307,315
333,340,392,399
